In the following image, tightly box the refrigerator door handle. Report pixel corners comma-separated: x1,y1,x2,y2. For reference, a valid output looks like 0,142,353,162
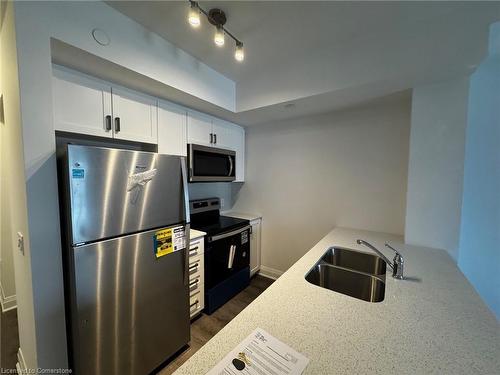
180,157,191,286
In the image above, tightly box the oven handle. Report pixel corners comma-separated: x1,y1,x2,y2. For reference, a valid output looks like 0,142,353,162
227,245,236,269
208,225,251,243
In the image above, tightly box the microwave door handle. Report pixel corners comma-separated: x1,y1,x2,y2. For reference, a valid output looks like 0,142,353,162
228,155,234,177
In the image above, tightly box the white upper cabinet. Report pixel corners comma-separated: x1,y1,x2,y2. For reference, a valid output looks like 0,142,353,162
111,86,158,144
187,110,213,146
187,111,213,146
158,100,187,157
52,66,244,179
52,66,157,144
212,119,235,149
52,66,113,138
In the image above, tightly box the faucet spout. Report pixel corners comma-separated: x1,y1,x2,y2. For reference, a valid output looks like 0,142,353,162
356,239,405,279
356,239,393,269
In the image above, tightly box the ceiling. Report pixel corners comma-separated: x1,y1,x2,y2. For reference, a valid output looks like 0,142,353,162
107,1,500,125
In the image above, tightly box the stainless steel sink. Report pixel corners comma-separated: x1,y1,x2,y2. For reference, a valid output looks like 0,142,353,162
305,247,386,302
320,247,386,276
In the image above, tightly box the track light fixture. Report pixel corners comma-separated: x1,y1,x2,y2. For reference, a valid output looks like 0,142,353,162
187,1,245,62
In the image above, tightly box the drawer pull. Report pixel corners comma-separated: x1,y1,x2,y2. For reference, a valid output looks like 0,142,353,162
189,262,199,274
190,300,199,309
189,247,199,256
189,279,199,292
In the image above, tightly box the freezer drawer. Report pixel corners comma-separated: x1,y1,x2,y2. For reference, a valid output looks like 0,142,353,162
69,226,190,375
67,145,186,244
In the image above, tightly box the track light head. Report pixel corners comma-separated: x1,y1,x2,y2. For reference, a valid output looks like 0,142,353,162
214,25,225,47
188,2,201,27
235,42,244,62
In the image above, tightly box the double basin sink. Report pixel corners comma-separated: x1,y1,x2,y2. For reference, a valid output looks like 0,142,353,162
305,247,386,302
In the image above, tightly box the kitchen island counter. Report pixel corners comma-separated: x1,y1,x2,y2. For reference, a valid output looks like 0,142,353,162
175,227,500,374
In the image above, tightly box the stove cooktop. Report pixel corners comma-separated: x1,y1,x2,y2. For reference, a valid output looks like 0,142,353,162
191,215,250,236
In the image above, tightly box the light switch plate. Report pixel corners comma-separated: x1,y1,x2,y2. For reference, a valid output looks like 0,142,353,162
220,198,225,208
17,232,24,255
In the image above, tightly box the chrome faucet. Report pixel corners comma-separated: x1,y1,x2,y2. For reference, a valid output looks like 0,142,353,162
356,239,404,279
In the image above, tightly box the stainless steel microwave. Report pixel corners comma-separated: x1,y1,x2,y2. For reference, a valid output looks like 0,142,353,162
188,144,236,182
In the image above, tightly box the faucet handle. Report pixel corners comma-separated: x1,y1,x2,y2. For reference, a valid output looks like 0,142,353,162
385,243,404,279
385,243,402,256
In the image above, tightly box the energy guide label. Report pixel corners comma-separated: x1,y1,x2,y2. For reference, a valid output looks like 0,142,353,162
154,226,185,259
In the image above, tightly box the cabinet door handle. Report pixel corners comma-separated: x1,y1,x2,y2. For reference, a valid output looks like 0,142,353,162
114,117,121,133
105,115,112,132
214,133,217,144
210,133,213,144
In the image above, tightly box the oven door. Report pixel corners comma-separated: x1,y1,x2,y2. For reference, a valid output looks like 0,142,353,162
205,225,251,288
188,144,236,182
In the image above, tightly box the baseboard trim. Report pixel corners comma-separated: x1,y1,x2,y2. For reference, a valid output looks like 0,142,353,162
17,347,27,373
258,265,284,280
0,282,17,312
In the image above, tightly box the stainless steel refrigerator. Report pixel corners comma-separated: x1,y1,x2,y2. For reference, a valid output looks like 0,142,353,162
58,144,191,375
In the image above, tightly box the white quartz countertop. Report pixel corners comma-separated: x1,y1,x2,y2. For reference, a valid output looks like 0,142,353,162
190,229,206,240
175,227,500,375
221,211,262,222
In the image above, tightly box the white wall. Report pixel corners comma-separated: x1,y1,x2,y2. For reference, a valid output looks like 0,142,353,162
10,0,236,369
458,22,500,319
0,0,17,312
232,93,411,274
405,77,469,260
188,183,240,211
0,0,37,367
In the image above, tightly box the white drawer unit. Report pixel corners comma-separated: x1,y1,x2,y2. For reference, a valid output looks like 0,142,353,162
189,231,206,318
249,218,262,277
189,291,205,318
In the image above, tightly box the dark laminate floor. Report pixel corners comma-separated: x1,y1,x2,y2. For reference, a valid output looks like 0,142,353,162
1,308,20,371
0,276,273,374
158,274,274,375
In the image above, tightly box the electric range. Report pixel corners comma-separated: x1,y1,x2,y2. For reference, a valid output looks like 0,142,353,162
190,197,251,314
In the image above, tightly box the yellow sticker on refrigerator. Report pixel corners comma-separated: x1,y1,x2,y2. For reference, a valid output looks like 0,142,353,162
154,225,186,259
154,228,173,258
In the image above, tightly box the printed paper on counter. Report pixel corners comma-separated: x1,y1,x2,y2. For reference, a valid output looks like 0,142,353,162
206,328,309,375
